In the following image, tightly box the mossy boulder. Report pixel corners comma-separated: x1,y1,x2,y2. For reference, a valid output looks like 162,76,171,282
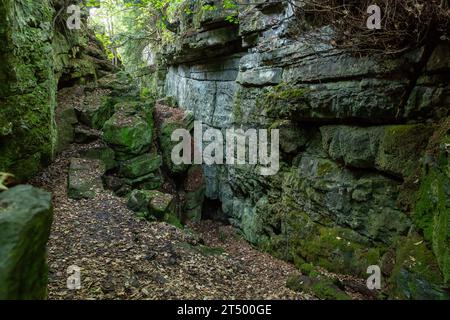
136,173,163,190
388,233,448,300
102,107,153,160
159,121,191,175
148,190,176,220
0,185,53,299
124,171,163,190
127,189,178,224
127,189,154,214
119,153,162,179
75,89,114,129
155,103,193,175
286,274,350,300
79,146,116,170
68,158,106,200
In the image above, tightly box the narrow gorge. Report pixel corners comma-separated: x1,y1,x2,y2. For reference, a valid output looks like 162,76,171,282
0,0,449,301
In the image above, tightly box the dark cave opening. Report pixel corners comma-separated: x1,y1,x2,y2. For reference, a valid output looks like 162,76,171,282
201,197,227,222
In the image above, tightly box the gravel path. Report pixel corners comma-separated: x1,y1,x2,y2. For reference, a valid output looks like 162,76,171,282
31,142,309,300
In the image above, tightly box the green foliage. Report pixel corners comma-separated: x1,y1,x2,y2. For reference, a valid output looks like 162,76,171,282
85,0,101,7
88,0,240,75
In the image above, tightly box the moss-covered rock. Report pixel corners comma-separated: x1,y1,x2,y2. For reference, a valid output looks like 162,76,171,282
102,106,153,159
0,185,53,299
148,190,176,220
79,146,116,171
376,125,433,178
388,233,448,300
159,121,191,175
124,171,163,190
286,274,350,300
264,83,310,119
264,210,386,277
135,172,163,190
127,189,179,225
413,117,450,284
0,0,57,181
119,153,162,179
68,158,106,200
282,153,410,244
127,189,154,214
320,124,433,178
75,88,114,129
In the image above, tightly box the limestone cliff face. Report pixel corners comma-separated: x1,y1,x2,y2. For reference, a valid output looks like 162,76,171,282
0,0,112,180
159,0,449,298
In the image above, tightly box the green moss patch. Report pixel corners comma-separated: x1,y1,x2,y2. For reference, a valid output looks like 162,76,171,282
286,274,350,300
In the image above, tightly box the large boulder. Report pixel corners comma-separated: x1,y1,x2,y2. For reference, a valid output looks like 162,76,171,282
127,189,155,214
0,185,53,299
68,158,106,200
74,88,113,129
119,153,162,179
127,189,178,224
148,190,176,221
74,125,101,144
79,146,116,170
154,102,193,175
124,171,163,191
102,103,153,160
